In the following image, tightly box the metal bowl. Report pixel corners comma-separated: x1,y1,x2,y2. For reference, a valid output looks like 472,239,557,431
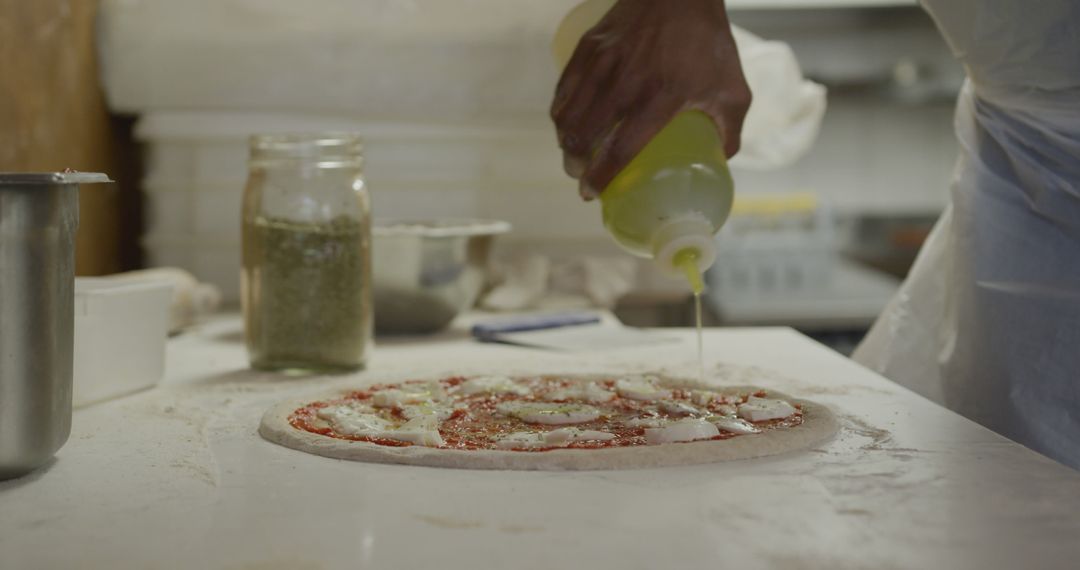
372,219,510,334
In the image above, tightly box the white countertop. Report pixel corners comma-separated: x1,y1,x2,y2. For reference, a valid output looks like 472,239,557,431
2,316,1079,569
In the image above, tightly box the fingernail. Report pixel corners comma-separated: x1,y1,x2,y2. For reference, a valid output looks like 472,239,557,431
578,180,599,201
564,155,586,178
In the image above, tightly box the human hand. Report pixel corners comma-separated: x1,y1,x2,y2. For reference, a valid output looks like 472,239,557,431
551,0,751,199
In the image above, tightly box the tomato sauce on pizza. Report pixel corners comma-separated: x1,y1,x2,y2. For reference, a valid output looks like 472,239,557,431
288,375,804,452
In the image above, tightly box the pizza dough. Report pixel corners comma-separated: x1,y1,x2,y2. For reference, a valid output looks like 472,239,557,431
259,374,837,471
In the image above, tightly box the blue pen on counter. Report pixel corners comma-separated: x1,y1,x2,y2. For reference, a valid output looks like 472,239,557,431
471,312,603,342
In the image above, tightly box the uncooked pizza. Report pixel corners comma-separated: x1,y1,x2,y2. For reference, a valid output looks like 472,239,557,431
259,374,837,470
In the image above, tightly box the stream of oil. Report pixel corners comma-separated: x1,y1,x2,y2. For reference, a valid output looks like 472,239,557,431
674,249,706,384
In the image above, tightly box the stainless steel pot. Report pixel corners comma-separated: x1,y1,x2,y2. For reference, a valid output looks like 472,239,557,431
0,172,110,480
373,219,510,334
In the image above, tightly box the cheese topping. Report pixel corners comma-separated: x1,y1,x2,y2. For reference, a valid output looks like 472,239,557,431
495,401,601,425
495,428,616,450
616,377,672,402
371,381,445,408
545,382,616,404
625,416,669,428
659,400,701,417
545,428,617,446
709,415,761,435
644,418,720,444
714,404,737,417
381,415,445,447
690,390,719,406
737,397,797,422
317,404,445,446
494,432,547,450
584,382,617,402
460,376,530,396
315,399,373,417
316,405,390,435
400,402,458,422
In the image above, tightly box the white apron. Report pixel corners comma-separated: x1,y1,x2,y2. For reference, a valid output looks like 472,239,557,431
854,0,1080,469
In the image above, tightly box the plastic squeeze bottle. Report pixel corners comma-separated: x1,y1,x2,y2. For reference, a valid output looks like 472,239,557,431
553,0,735,295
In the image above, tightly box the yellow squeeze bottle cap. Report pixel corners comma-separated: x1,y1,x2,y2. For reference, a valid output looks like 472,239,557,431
673,248,706,294
652,213,717,276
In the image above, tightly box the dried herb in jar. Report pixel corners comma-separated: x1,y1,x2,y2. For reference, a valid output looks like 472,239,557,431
242,215,372,371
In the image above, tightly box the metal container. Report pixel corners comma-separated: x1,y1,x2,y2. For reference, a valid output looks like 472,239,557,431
0,172,110,480
373,219,510,334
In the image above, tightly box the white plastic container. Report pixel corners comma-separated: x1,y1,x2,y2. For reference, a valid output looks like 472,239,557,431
99,268,223,334
73,279,173,407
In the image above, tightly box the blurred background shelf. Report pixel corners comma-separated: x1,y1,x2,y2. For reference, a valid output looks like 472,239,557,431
729,0,917,8
2,0,956,353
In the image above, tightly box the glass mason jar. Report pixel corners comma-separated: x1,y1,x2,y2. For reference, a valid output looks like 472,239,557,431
241,134,373,372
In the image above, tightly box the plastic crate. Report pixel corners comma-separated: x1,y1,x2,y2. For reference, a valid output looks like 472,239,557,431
707,192,836,300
